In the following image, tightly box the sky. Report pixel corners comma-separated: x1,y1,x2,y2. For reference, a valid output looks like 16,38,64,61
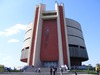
0,0,100,68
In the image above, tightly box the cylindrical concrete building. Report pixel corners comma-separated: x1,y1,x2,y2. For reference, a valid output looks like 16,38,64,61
20,3,88,68
66,18,88,66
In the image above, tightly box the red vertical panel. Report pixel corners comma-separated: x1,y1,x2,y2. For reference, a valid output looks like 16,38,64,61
29,7,39,65
40,19,59,61
59,6,68,64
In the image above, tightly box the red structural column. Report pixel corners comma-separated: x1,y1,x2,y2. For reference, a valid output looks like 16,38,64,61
29,7,39,65
59,6,68,64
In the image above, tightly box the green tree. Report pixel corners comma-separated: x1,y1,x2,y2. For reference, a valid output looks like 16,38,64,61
0,64,4,72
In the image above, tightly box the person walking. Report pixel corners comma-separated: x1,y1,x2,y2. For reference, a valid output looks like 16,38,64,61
50,66,53,75
53,67,56,75
38,68,41,73
60,67,63,75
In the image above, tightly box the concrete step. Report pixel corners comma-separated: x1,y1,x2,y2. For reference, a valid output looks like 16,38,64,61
0,72,95,75
24,66,70,73
0,72,66,75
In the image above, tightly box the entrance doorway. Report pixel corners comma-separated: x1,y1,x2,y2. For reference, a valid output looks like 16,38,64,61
43,61,58,67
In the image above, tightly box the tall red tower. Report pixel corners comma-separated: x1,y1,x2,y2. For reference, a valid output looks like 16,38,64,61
23,3,70,68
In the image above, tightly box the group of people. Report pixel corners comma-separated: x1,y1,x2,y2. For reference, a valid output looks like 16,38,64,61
50,65,69,75
21,65,70,75
50,66,57,75
34,68,41,73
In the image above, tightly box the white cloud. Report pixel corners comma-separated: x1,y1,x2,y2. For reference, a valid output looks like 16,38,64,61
8,39,19,43
2,56,19,68
0,24,27,36
3,56,12,61
1,55,26,68
2,56,13,67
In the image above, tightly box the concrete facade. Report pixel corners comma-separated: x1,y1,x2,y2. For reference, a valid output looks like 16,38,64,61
20,3,88,68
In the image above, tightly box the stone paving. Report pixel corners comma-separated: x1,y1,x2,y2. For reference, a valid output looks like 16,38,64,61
0,72,98,75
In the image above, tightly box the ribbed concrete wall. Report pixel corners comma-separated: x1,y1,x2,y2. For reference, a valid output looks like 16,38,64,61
66,18,88,66
23,23,32,48
20,23,33,62
66,18,85,47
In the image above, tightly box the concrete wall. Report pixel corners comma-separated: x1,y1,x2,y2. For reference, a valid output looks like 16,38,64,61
66,18,85,47
66,18,88,66
20,23,33,62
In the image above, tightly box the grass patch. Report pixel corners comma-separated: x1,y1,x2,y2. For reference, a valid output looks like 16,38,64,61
10,70,21,72
88,70,97,74
70,70,97,74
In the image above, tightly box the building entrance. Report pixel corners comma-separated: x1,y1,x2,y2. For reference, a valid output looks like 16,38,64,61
43,61,58,67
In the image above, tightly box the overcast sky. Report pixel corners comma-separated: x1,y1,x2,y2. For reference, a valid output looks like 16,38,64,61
0,0,100,68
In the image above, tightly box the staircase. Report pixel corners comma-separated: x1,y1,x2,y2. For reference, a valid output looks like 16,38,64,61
0,67,91,75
